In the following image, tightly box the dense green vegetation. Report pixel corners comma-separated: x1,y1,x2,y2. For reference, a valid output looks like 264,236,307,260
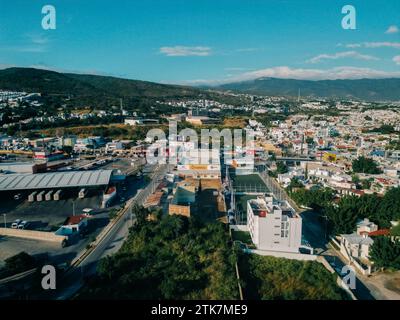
238,253,348,300
290,186,400,233
386,138,400,150
81,208,239,299
286,177,304,193
369,237,400,270
269,161,289,177
290,187,335,211
276,161,289,174
352,156,382,174
0,67,244,115
369,124,397,135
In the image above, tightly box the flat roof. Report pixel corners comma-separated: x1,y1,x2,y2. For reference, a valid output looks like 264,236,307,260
0,170,113,191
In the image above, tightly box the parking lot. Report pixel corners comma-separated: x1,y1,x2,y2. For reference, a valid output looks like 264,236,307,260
0,235,61,263
0,209,110,266
0,189,106,230
0,158,148,269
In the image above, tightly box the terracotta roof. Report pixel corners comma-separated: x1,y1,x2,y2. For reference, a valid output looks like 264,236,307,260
368,229,390,237
64,215,86,226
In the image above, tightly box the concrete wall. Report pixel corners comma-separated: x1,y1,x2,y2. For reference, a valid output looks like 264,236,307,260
169,204,191,217
249,249,317,261
0,228,67,245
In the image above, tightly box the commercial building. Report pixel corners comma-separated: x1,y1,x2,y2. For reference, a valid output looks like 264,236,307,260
0,162,47,174
168,181,197,217
247,196,302,253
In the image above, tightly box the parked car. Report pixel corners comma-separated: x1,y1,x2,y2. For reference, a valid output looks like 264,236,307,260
14,193,22,200
18,221,29,229
11,219,22,229
82,208,94,216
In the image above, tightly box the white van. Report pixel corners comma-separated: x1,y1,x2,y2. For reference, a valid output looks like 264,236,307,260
18,221,29,229
11,219,22,229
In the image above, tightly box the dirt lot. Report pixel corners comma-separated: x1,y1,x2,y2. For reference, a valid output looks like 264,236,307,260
361,271,400,300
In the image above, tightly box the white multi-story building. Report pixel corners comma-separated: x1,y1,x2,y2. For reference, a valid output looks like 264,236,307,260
247,196,302,253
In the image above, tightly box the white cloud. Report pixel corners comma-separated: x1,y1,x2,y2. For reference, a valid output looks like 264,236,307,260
240,66,400,81
385,25,399,34
27,34,49,45
346,42,400,49
307,51,379,64
184,66,400,85
346,43,362,48
159,46,211,56
0,64,16,70
394,56,400,65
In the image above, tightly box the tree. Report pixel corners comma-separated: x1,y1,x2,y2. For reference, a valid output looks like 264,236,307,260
276,161,288,174
352,156,382,174
369,237,400,270
1,252,37,278
325,197,360,234
361,179,372,190
82,214,239,300
287,177,304,193
305,137,314,145
239,253,348,300
351,174,360,185
290,188,335,212
132,204,147,226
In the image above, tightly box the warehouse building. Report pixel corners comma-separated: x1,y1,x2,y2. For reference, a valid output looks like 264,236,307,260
0,169,115,193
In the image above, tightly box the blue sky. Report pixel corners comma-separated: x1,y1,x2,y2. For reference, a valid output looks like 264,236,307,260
0,0,399,84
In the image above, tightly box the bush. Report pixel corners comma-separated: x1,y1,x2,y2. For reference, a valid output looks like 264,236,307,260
0,252,37,279
239,254,348,300
80,210,239,299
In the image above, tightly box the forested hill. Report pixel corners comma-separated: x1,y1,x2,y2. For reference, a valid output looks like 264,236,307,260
0,67,203,99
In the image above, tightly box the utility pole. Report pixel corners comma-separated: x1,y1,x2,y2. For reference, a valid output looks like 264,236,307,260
3,214,6,228
72,200,76,216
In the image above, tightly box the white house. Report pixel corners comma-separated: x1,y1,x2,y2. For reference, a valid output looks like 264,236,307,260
340,218,382,274
60,215,88,234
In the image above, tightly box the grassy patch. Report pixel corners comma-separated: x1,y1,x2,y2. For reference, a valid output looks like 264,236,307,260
238,253,349,300
232,231,253,245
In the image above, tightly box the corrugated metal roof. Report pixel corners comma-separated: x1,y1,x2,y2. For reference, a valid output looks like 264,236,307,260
0,170,113,191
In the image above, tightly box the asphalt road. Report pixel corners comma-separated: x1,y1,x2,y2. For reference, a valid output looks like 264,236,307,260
49,164,168,300
301,210,375,300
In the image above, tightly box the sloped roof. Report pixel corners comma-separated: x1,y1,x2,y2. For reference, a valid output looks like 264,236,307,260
0,170,113,191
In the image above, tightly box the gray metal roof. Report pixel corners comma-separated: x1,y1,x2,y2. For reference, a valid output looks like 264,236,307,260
0,170,113,191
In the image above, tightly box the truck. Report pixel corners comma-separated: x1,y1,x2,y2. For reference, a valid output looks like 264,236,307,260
28,191,37,202
45,190,54,201
36,190,46,202
54,189,62,201
78,188,88,199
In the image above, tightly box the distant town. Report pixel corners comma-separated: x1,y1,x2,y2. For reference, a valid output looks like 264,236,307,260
0,82,400,301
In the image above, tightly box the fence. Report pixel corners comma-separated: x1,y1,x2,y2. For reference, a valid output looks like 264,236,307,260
0,228,67,245
258,171,302,212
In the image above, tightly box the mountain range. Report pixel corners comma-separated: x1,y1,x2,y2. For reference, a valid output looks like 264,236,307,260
218,78,400,101
216,77,400,101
